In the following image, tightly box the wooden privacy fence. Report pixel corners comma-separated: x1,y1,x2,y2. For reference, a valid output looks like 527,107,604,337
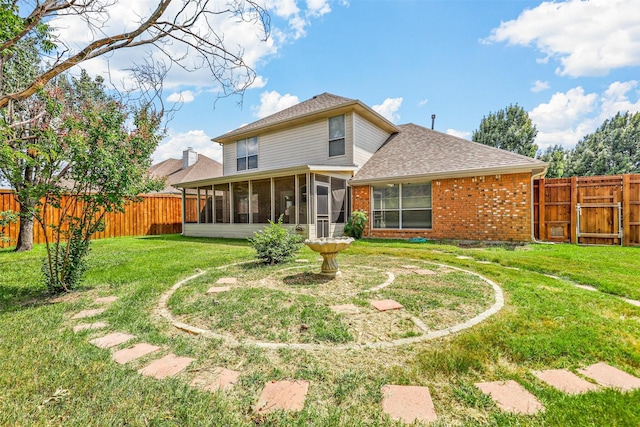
534,174,640,246
0,190,183,248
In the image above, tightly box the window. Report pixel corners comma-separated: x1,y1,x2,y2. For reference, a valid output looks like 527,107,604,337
233,181,249,223
330,177,346,223
328,115,345,157
373,183,432,229
275,176,295,224
214,183,230,223
251,179,271,223
237,136,258,171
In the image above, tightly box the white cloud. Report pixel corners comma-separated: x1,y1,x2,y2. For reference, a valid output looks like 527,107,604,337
153,129,221,163
418,98,429,107
531,80,550,93
446,129,471,140
306,0,332,17
253,90,300,118
372,97,403,123
485,0,640,77
166,90,196,103
530,81,640,149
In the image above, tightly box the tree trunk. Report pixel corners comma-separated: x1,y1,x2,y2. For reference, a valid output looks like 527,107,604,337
14,204,34,252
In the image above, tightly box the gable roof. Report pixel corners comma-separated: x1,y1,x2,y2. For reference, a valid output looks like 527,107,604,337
213,92,399,143
150,154,222,193
351,123,547,184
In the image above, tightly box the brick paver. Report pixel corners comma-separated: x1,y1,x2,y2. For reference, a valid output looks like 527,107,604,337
330,304,360,314
533,369,599,394
191,367,240,392
207,286,231,294
216,277,237,285
138,354,195,379
89,332,135,349
578,362,640,392
256,380,309,413
71,308,106,320
112,343,160,364
370,299,404,312
475,380,544,415
73,322,108,333
381,385,437,423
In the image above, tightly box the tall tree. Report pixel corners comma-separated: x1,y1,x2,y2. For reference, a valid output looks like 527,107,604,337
537,144,568,178
565,112,640,177
472,104,538,157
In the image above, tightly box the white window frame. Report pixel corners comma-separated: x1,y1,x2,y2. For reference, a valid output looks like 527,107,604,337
372,182,432,229
328,115,346,158
236,136,258,171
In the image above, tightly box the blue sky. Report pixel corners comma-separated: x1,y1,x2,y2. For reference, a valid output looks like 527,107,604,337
51,0,640,164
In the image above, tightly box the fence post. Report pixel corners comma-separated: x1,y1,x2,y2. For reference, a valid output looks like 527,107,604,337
538,178,545,241
623,174,631,246
570,176,578,243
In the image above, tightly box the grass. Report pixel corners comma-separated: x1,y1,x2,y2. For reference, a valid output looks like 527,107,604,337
1,234,639,426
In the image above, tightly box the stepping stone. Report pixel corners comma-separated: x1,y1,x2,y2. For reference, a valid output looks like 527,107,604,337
413,269,436,275
475,380,544,415
622,298,640,307
71,308,107,320
330,303,360,314
256,380,309,413
216,277,237,285
191,367,240,392
73,322,108,333
477,260,492,265
207,286,231,294
89,332,135,349
295,259,309,263
370,299,404,312
456,255,473,260
381,384,437,424
113,343,160,364
578,362,640,392
95,296,119,304
574,284,598,292
533,369,599,394
402,265,420,269
138,353,195,379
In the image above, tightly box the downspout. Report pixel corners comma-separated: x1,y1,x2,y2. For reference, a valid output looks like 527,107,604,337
531,169,552,244
181,188,186,236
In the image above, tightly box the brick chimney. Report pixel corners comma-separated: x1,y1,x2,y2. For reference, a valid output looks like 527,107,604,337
182,147,198,169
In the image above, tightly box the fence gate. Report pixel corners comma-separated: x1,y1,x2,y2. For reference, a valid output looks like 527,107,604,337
575,184,623,245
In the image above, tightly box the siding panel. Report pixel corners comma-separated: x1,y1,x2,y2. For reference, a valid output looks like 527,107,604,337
353,113,392,168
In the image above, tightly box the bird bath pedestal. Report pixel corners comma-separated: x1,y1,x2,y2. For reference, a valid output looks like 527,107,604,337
304,237,355,277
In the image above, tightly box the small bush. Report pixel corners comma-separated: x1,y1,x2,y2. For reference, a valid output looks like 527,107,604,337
0,210,18,243
249,215,303,264
344,210,367,239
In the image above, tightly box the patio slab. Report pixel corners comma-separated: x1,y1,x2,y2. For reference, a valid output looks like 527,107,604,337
578,362,640,392
95,296,119,304
113,343,160,364
71,308,106,320
207,286,231,294
191,367,240,392
256,380,309,413
330,304,360,314
89,332,135,349
533,369,599,394
475,380,544,415
370,299,404,312
216,277,237,285
73,322,108,333
138,354,195,379
381,384,437,424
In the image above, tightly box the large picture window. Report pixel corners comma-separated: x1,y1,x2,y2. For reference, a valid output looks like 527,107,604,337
328,115,345,157
373,183,432,229
237,136,258,171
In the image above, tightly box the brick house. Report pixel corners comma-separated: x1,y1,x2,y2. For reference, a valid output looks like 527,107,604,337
176,93,547,242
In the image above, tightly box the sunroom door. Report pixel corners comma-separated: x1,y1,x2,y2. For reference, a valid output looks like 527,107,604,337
316,182,330,238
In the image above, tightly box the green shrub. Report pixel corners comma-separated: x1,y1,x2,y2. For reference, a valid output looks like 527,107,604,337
344,210,367,239
249,215,303,264
0,210,18,243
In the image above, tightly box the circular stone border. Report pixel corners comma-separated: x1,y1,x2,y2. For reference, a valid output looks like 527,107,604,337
155,259,504,350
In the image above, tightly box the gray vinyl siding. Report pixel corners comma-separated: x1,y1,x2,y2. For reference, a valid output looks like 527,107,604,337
353,113,392,168
222,113,355,176
182,223,343,239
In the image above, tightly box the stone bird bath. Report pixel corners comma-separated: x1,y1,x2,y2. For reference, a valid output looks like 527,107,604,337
304,237,355,277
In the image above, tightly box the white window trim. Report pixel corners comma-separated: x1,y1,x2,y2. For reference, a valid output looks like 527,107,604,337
236,136,259,171
328,115,346,158
372,183,433,230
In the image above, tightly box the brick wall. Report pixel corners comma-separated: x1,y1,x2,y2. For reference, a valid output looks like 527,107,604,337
352,172,533,242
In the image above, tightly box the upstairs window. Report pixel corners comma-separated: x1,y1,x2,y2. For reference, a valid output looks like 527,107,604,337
328,115,345,157
237,136,258,171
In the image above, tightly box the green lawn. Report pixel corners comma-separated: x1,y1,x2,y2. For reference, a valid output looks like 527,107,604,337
1,235,639,426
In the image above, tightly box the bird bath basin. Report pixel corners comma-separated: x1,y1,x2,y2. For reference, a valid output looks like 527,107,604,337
304,237,355,277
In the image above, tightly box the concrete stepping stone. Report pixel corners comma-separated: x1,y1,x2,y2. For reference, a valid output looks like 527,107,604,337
89,332,136,349
207,286,231,294
402,265,420,269
216,277,237,285
371,299,404,312
113,343,161,364
622,298,640,307
73,322,108,333
533,369,599,394
71,308,107,320
381,384,437,424
456,255,473,260
191,367,240,392
413,269,436,275
256,380,309,413
295,259,309,263
578,362,640,392
138,353,195,379
574,284,598,292
330,303,360,314
95,296,119,304
475,380,544,415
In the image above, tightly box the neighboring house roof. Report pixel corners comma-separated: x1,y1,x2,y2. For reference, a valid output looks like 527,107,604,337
214,92,399,143
150,154,222,194
351,123,547,184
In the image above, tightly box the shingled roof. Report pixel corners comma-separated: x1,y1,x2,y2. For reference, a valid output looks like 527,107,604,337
214,92,398,143
351,123,547,184
150,154,222,193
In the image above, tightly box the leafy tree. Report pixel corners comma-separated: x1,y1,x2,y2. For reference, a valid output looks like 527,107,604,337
0,210,17,243
565,112,640,177
472,104,538,157
537,144,568,178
